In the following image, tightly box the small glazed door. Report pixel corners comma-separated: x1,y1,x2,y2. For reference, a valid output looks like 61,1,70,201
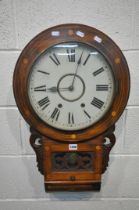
43,140,102,190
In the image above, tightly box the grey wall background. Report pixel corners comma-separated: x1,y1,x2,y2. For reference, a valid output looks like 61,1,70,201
0,0,139,209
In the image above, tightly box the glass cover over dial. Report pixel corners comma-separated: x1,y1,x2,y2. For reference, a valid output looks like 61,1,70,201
28,42,115,131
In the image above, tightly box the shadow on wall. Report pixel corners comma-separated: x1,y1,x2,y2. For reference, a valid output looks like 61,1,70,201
4,90,21,153
113,110,127,153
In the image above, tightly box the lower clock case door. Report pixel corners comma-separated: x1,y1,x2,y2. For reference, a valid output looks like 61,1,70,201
43,141,103,186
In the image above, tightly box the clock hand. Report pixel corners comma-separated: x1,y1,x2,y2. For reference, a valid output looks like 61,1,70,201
59,87,71,91
46,86,57,92
46,86,71,92
71,51,84,90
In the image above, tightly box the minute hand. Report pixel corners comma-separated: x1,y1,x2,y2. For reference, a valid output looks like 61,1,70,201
71,51,83,89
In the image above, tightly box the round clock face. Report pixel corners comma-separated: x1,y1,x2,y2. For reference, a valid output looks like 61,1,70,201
28,42,115,131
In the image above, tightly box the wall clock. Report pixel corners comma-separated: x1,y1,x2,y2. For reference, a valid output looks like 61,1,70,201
13,24,130,191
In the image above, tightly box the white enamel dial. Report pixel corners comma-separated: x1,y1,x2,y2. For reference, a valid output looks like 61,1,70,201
28,42,115,131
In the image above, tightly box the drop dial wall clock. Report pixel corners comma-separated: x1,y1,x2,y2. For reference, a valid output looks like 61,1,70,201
13,24,130,191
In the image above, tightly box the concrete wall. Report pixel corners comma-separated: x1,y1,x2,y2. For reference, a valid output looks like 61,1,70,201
0,0,139,209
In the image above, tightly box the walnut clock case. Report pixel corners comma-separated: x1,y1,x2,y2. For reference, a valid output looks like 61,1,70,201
13,24,130,191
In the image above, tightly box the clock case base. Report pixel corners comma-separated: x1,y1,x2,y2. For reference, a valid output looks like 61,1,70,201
30,126,115,192
45,182,101,192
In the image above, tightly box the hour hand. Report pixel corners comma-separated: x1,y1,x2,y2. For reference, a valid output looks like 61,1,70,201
46,86,57,92
46,86,71,92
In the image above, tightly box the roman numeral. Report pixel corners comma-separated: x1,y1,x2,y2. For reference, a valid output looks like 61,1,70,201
91,97,104,109
38,96,50,110
68,112,74,124
50,108,60,121
34,85,46,92
49,53,60,66
67,48,75,62
96,85,109,91
37,70,50,75
83,54,91,65
93,67,104,76
83,110,91,119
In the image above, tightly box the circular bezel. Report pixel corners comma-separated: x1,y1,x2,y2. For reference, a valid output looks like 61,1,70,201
13,24,130,142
